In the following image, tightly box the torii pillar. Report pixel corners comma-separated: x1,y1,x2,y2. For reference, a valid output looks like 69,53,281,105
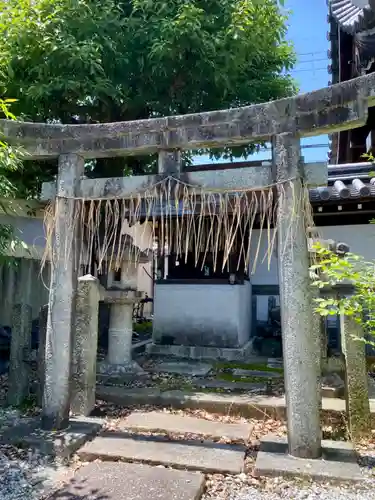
274,133,321,459
42,153,84,430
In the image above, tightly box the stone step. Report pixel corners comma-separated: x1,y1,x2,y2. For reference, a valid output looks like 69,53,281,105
193,378,268,393
232,368,283,379
122,410,252,442
78,432,245,474
149,361,213,376
98,385,372,420
49,462,205,500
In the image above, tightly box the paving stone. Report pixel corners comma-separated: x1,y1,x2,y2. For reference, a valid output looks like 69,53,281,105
123,411,252,442
0,416,103,458
49,461,205,500
260,434,357,463
78,432,245,474
254,450,363,482
232,369,283,379
194,378,267,393
151,361,212,376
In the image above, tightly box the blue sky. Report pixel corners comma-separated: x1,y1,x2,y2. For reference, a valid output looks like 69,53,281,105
194,0,329,165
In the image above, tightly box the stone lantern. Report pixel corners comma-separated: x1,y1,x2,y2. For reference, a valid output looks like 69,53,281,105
99,234,151,375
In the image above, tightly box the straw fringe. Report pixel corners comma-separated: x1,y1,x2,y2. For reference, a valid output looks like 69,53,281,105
43,176,315,277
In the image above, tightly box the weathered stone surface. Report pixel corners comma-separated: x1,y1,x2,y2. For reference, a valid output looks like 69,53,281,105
254,451,363,482
7,258,33,407
0,416,103,458
260,434,357,463
49,462,205,500
341,315,371,440
101,298,145,375
123,411,252,442
7,303,32,407
2,72,374,160
275,133,321,459
42,153,85,430
194,378,267,393
158,149,182,175
42,167,273,201
37,304,48,407
78,433,245,474
150,361,213,376
71,275,100,416
232,369,282,379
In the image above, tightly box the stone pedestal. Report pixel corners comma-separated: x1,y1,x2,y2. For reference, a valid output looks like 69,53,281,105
99,290,144,375
71,275,100,416
275,133,321,459
42,153,85,430
340,315,371,440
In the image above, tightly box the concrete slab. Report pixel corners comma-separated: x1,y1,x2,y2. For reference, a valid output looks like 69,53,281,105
233,369,282,379
123,411,252,442
254,450,363,482
150,361,212,376
78,432,245,474
49,461,205,500
0,416,103,458
194,378,267,393
260,434,357,463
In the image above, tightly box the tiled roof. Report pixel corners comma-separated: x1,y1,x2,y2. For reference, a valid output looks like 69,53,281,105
309,163,375,202
328,0,375,34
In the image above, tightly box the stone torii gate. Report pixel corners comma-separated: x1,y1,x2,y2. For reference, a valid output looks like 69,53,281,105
2,73,375,461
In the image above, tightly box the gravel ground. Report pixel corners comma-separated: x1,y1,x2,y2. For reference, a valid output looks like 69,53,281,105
203,474,375,500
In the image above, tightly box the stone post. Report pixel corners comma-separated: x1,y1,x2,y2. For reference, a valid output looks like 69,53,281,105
158,150,182,175
7,259,33,407
37,304,48,407
340,314,371,440
42,153,85,430
274,133,321,459
71,275,100,416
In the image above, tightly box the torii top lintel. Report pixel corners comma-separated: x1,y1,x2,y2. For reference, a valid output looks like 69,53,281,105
1,73,375,161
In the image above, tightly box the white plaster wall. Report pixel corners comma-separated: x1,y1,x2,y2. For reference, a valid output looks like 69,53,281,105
153,283,251,347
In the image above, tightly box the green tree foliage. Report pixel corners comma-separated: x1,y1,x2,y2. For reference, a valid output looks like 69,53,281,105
311,242,375,347
0,99,24,258
0,0,296,184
